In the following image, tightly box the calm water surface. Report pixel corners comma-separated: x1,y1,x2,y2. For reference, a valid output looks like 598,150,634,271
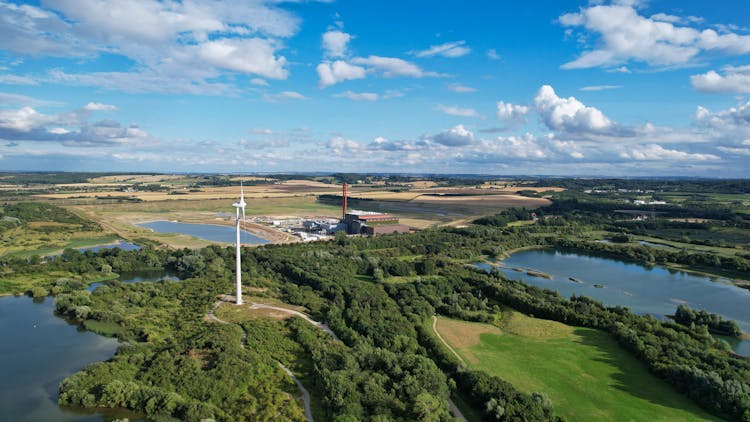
1,270,177,420
78,241,141,253
138,220,268,244
483,249,750,356
0,296,121,421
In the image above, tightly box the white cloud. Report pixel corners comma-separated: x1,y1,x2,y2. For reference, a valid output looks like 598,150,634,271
608,66,632,73
316,60,366,87
0,74,39,85
691,65,750,94
251,128,273,135
431,124,474,146
486,49,501,60
560,3,750,69
0,106,55,132
619,144,719,161
0,0,300,94
196,38,288,79
717,146,750,156
693,100,750,143
263,91,307,102
84,102,117,111
0,92,62,107
579,85,623,91
496,101,529,124
446,83,477,93
534,85,612,132
351,55,441,78
0,104,153,146
436,105,481,118
328,136,361,154
250,78,269,86
484,133,546,159
322,30,352,58
415,41,470,58
336,91,379,101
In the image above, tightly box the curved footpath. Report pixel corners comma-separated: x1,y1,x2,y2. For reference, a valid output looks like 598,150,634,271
207,300,314,422
208,300,466,421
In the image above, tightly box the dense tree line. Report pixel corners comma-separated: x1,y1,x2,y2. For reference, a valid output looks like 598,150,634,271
0,202,101,232
675,304,743,338
9,202,747,420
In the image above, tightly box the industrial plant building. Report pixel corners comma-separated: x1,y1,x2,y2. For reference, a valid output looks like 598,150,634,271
339,182,410,236
343,211,410,235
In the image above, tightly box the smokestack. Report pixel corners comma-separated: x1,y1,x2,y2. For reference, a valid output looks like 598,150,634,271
342,182,348,218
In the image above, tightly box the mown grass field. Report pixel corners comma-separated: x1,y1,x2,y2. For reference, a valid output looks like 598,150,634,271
436,313,719,421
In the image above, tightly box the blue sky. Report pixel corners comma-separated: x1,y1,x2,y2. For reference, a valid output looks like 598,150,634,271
1,0,749,176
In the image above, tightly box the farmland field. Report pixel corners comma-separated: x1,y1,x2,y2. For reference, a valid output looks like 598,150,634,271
435,314,718,421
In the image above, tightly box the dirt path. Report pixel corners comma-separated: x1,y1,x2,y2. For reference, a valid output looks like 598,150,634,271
278,362,314,422
248,303,340,342
431,316,469,421
206,300,314,422
432,316,466,366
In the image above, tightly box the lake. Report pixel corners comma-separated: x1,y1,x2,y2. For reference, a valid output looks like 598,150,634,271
482,248,750,356
138,221,268,245
1,270,179,420
0,296,124,421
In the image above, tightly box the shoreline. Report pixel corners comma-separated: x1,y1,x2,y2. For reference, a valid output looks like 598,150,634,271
135,219,278,245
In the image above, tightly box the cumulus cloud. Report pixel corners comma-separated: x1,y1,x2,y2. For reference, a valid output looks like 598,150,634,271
195,38,288,79
0,106,56,132
414,41,470,58
431,124,474,146
691,65,750,94
328,136,361,154
316,60,366,87
0,104,152,146
534,85,612,133
560,3,750,69
0,0,299,94
693,100,750,143
437,105,481,118
322,30,352,58
496,101,529,125
619,144,719,161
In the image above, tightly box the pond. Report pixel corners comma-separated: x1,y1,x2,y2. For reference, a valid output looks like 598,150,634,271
481,248,750,356
0,296,126,421
137,220,268,245
78,240,141,253
87,270,180,292
1,269,179,420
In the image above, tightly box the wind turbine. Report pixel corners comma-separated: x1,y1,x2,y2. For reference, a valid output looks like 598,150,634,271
232,180,247,305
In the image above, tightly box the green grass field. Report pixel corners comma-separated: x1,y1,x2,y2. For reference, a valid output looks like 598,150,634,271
436,314,719,421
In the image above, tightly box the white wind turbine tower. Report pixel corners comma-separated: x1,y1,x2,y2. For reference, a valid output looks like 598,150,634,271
232,180,247,305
